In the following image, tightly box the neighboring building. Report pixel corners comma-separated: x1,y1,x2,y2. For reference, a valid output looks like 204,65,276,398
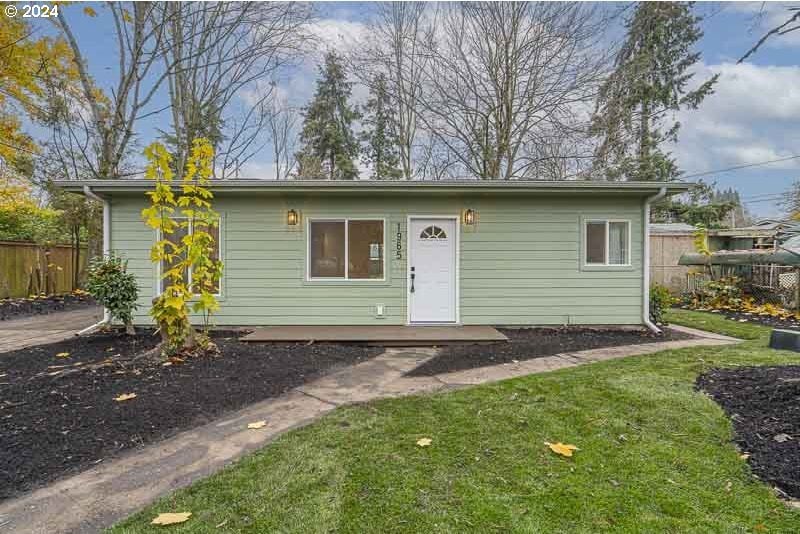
708,219,789,251
649,223,697,293
649,219,791,294
60,180,689,329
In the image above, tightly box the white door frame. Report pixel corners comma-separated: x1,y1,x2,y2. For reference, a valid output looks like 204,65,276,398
406,215,460,325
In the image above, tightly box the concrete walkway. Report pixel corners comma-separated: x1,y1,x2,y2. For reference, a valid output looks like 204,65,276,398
0,325,738,534
0,307,103,353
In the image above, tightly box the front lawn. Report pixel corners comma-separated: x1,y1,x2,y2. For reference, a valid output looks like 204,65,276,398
112,313,800,533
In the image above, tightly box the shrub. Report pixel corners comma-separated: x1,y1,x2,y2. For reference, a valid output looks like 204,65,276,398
690,276,743,309
86,253,138,334
649,283,674,325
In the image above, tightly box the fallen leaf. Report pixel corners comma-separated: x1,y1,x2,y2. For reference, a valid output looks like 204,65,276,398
56,352,70,358
545,441,579,457
773,433,792,443
416,437,432,447
247,420,267,429
151,512,191,525
740,453,750,460
114,393,137,402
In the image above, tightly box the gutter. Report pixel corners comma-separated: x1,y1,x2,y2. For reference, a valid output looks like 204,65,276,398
77,185,111,335
643,186,668,333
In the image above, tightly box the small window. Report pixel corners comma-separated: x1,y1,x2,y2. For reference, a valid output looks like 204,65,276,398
585,220,630,266
308,219,384,280
159,218,222,294
420,225,447,239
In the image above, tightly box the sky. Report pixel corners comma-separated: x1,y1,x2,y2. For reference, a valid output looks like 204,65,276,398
21,1,800,220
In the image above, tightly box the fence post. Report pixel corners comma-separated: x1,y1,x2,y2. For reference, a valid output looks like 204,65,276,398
795,267,800,313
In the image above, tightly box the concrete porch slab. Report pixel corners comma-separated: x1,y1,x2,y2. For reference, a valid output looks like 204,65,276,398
241,325,508,345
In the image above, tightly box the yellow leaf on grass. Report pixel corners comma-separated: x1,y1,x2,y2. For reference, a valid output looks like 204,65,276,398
56,352,70,358
151,512,191,525
545,441,578,457
247,420,267,429
416,437,432,447
114,393,137,402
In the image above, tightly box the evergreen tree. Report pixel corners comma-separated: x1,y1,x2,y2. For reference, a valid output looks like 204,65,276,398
651,181,743,228
590,2,718,181
295,51,360,180
360,74,402,180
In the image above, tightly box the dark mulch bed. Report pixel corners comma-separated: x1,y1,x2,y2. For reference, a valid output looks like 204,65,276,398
407,326,695,377
0,293,96,321
0,330,381,500
697,365,800,499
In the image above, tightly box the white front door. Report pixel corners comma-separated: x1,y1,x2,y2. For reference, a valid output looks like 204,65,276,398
409,218,457,323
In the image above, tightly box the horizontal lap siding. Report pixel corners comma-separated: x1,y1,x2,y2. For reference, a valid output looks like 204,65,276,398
110,193,643,326
460,196,643,325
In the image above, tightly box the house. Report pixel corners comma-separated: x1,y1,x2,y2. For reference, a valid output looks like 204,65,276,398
58,180,689,331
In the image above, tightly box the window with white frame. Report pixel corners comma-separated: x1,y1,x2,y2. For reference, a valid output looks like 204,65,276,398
159,218,222,294
308,219,384,280
585,220,630,266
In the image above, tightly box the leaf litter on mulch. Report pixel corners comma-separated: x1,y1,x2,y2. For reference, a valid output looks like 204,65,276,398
697,365,800,499
0,329,381,500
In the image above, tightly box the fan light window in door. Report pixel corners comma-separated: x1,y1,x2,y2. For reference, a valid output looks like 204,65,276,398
420,225,447,239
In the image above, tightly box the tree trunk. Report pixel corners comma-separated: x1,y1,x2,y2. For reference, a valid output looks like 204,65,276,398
639,99,650,179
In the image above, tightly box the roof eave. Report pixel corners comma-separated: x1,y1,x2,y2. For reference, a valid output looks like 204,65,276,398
55,179,692,196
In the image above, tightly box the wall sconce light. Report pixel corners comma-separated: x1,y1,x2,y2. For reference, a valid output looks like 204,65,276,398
287,209,299,226
463,208,476,226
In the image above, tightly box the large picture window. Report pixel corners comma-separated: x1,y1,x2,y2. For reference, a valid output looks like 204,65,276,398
159,219,222,294
308,219,384,280
585,220,630,266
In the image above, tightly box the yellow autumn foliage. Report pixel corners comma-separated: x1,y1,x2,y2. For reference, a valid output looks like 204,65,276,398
0,14,77,163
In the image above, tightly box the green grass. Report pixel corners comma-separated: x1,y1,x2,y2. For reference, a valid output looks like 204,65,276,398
111,312,800,533
665,308,769,341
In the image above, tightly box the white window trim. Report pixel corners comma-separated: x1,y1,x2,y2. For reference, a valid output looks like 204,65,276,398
156,215,224,297
584,219,631,267
306,217,387,282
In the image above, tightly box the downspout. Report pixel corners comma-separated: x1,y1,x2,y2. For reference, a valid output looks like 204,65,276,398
78,185,111,335
643,186,667,333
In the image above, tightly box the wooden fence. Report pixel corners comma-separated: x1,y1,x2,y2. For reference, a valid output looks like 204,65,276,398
0,241,88,298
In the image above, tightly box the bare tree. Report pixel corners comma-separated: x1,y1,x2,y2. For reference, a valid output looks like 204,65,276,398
739,6,800,62
51,3,171,179
266,95,298,180
156,2,313,179
417,2,607,180
352,3,432,179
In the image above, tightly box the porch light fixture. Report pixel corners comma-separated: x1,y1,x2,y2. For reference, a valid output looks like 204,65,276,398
287,209,299,226
463,208,476,226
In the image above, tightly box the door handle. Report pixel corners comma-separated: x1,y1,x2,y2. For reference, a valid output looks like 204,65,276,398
410,266,415,293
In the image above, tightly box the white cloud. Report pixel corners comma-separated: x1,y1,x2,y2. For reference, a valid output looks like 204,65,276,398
674,61,800,176
238,160,279,180
304,19,369,57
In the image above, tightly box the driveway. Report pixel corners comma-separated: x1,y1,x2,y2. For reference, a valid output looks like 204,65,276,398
0,307,103,353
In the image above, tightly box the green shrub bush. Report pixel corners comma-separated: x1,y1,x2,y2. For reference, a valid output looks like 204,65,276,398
649,283,674,325
86,253,138,334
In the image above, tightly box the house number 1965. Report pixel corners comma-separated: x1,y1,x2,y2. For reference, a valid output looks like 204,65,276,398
395,223,402,260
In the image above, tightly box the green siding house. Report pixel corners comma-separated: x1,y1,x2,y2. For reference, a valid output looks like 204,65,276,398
59,180,689,331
